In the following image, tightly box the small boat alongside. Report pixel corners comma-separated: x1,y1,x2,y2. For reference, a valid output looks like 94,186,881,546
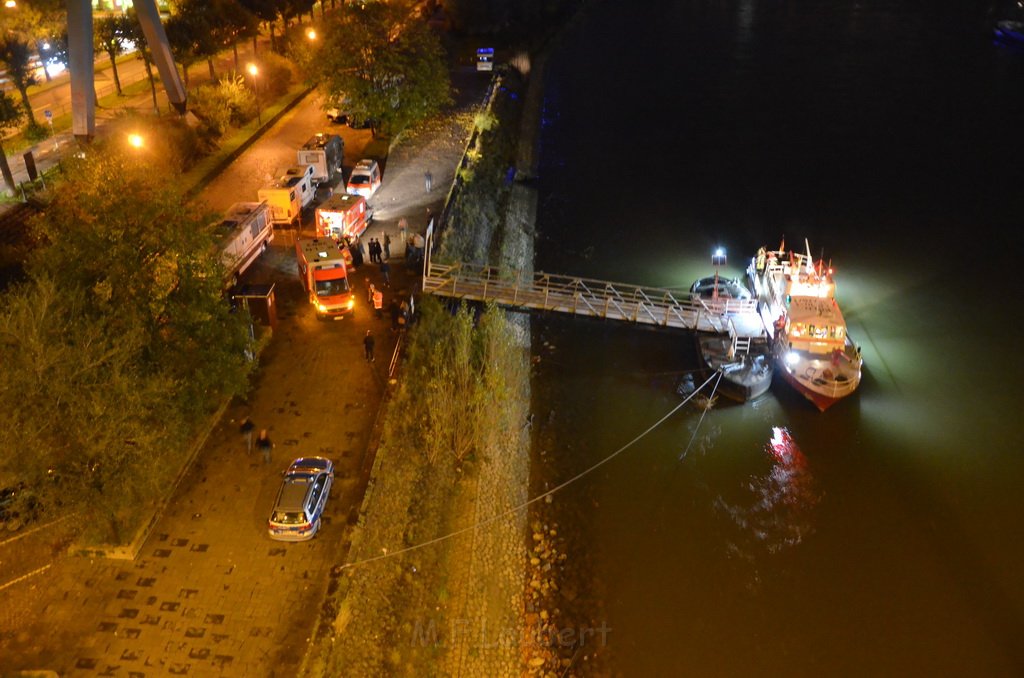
695,333,773,402
689,274,772,403
748,240,862,411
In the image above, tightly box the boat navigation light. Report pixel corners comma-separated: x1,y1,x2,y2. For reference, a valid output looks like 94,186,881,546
785,351,800,366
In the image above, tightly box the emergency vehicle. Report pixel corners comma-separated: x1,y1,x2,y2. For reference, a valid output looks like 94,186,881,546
315,193,370,241
295,238,355,318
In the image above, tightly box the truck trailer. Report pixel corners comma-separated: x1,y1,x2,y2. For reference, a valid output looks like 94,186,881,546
296,237,355,318
258,164,316,226
214,201,273,287
298,133,344,185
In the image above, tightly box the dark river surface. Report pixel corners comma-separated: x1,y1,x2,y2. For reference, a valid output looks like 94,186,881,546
530,0,1024,674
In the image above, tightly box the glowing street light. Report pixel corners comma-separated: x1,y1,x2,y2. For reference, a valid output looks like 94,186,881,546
307,29,317,41
711,247,727,300
127,133,144,149
4,1,17,8
247,63,261,126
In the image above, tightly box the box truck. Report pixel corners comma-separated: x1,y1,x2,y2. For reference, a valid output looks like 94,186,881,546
314,193,370,241
296,238,355,318
257,164,316,226
298,133,344,185
214,201,273,287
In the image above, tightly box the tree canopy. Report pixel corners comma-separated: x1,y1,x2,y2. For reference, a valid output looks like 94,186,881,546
309,3,451,136
0,148,253,540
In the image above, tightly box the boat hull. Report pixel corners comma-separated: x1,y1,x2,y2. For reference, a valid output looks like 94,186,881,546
696,334,773,403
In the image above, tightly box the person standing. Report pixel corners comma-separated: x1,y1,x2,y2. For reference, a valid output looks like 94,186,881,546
373,286,384,319
240,417,255,455
256,429,273,465
383,233,391,260
380,259,391,288
367,238,377,263
390,299,401,332
364,330,375,362
367,282,377,307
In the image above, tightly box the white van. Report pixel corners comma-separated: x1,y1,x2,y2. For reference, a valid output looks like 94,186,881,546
346,159,382,199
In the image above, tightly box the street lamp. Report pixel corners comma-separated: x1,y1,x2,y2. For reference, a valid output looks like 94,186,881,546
128,133,144,149
307,29,317,41
247,63,261,126
711,247,727,300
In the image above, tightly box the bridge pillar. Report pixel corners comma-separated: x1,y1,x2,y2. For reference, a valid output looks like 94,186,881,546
134,0,188,114
67,0,94,141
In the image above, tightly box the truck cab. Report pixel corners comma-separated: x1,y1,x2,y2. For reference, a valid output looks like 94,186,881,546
296,238,355,318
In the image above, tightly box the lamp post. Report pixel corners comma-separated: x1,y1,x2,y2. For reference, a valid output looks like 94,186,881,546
247,63,261,126
711,247,727,301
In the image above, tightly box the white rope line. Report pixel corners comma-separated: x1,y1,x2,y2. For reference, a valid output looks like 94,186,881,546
341,370,720,570
678,370,723,461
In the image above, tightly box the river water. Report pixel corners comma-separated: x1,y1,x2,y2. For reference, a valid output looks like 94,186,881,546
531,0,1024,674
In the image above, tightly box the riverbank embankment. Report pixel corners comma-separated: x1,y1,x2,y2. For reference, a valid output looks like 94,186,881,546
301,65,539,677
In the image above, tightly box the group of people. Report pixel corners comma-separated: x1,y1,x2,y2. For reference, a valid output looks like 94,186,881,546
240,417,274,464
367,235,390,263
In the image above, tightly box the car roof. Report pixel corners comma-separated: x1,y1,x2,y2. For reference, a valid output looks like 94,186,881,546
287,457,332,474
275,477,312,511
354,159,377,170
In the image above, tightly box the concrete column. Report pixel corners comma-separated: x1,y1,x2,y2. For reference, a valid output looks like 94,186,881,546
134,0,188,114
67,0,95,140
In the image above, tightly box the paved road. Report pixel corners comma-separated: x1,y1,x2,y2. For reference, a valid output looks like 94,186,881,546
2,37,274,198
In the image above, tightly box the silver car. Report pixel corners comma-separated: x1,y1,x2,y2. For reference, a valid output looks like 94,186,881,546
267,457,334,541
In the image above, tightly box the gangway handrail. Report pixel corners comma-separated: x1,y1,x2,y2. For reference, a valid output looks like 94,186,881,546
423,260,763,336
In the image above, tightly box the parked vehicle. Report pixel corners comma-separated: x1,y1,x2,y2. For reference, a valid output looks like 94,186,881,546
214,201,274,288
315,193,370,242
298,133,344,185
267,457,334,541
258,165,316,226
346,159,382,198
295,237,355,318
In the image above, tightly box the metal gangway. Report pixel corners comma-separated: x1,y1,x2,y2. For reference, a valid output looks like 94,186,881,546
421,245,766,340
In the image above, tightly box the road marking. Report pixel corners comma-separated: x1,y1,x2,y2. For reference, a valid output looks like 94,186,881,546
0,514,76,548
0,564,51,592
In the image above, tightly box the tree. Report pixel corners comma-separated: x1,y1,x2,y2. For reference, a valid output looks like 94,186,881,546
95,15,133,96
28,149,254,419
0,90,24,193
311,3,451,136
125,11,160,113
165,10,205,87
239,0,280,52
0,33,40,128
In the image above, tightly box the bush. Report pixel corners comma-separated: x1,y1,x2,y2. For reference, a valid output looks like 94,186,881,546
191,75,258,136
101,111,210,173
253,51,294,99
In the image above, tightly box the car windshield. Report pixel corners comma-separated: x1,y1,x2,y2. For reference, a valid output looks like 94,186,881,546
315,277,350,296
349,175,369,185
271,510,306,525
